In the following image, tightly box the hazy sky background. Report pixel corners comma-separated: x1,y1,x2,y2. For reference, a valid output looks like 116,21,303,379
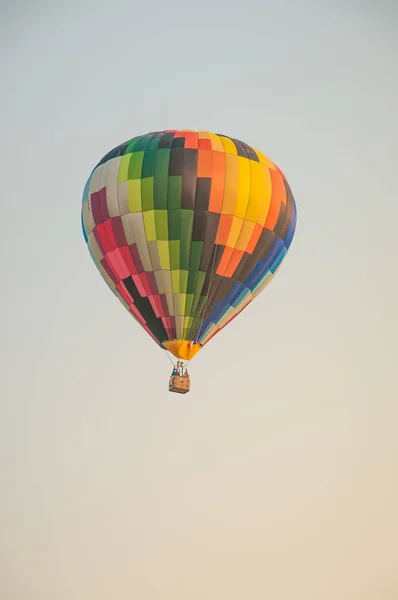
1,1,397,599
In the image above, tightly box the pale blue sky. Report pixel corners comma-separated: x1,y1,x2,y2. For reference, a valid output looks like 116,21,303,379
1,1,397,599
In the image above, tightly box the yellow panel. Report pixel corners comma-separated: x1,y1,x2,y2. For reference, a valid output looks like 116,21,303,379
245,162,271,225
210,135,224,153
221,154,239,214
253,148,277,170
118,153,131,182
162,339,202,361
127,179,142,212
227,216,244,249
157,241,170,270
197,130,211,139
234,156,251,218
143,210,156,241
235,220,255,251
219,136,238,155
171,270,180,293
258,165,272,225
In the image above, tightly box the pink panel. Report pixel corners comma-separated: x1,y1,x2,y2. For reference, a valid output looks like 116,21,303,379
148,295,161,318
138,273,152,297
130,302,146,326
90,190,103,224
129,244,144,274
93,228,105,254
116,281,133,305
91,187,110,225
100,258,120,285
112,217,128,246
132,274,146,297
105,248,130,280
96,220,118,253
160,294,169,317
145,272,158,295
119,246,137,275
99,187,110,222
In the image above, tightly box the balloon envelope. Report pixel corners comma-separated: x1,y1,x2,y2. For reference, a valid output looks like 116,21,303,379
81,130,297,360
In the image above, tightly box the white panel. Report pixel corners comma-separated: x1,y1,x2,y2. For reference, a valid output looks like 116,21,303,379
103,156,123,217
148,241,161,271
118,181,129,215
87,232,104,262
155,270,174,316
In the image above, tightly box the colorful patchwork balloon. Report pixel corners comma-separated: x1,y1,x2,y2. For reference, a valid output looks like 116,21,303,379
81,130,297,362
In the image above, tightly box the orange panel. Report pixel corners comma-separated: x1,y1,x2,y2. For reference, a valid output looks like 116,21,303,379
162,339,202,360
215,214,233,245
224,248,245,277
183,132,198,149
246,223,263,254
221,154,239,215
197,149,213,178
216,246,234,276
235,220,255,252
264,170,284,230
209,151,225,213
198,138,212,150
270,168,287,204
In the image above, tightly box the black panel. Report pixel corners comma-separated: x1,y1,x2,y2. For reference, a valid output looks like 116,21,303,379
231,138,250,159
197,213,221,270
273,202,286,238
234,138,260,162
168,147,184,176
158,132,176,149
181,149,198,210
200,245,224,296
171,137,185,148
194,178,211,211
203,276,235,320
281,180,295,241
234,229,276,283
122,276,168,343
97,141,130,167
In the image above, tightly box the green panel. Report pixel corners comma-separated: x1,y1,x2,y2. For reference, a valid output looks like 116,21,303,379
126,137,140,153
141,177,154,211
128,151,144,179
143,211,156,242
190,271,207,316
189,241,203,271
132,135,153,152
168,209,181,240
167,176,182,210
183,315,193,337
154,149,170,209
185,296,194,317
180,210,194,270
179,270,189,292
118,153,132,182
154,210,168,240
171,270,181,293
147,136,161,150
169,241,180,270
141,150,157,179
187,270,199,295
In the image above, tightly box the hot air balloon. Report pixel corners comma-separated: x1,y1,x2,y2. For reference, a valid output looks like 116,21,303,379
81,130,297,393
